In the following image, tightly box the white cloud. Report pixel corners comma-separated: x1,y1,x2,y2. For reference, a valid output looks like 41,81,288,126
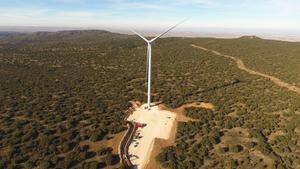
188,19,300,30
55,11,97,17
0,8,49,18
51,0,91,3
0,0,299,32
0,7,100,27
173,0,217,6
103,0,173,10
237,0,300,16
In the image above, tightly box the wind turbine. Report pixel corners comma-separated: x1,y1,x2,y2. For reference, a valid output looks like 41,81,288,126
131,20,185,110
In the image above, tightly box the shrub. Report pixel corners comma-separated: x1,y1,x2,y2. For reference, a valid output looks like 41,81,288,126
227,159,238,168
218,146,229,153
90,129,108,142
82,161,100,169
229,144,243,153
156,151,168,163
246,142,257,149
97,147,113,156
102,154,120,166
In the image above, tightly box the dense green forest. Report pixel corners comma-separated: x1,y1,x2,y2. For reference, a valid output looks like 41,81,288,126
191,36,300,87
0,31,300,169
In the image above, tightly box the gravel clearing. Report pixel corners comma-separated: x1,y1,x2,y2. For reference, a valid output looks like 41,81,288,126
127,104,177,169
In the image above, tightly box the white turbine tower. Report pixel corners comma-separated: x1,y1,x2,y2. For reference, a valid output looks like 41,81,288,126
131,20,185,110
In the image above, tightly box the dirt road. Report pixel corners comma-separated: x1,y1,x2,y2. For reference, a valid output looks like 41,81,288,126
119,122,136,168
191,44,300,95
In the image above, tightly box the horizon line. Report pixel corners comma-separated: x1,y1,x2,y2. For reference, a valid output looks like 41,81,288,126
1,25,300,42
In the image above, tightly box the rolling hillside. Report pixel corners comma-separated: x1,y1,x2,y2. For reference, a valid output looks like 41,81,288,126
0,31,300,169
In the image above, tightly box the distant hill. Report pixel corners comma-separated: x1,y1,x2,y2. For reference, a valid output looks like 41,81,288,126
2,26,300,42
0,30,134,51
0,26,85,32
0,30,300,169
239,35,261,40
0,32,25,38
0,30,119,40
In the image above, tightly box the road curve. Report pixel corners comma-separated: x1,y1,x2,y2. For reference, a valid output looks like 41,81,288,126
120,122,137,168
191,44,300,95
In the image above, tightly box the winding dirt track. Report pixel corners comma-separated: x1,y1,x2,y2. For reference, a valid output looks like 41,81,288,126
119,122,136,168
191,44,300,95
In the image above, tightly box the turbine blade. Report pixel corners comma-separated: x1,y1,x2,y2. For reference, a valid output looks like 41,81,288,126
130,29,149,43
150,19,187,43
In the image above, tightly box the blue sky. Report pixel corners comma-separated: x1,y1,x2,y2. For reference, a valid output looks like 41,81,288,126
0,0,300,32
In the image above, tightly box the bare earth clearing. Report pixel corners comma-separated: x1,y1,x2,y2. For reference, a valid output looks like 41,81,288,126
127,104,177,169
146,102,215,169
78,131,126,168
159,102,215,122
126,102,215,169
80,131,126,153
191,44,300,95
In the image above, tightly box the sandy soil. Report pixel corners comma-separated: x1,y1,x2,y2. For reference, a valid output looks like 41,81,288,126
251,150,274,166
204,127,274,168
228,111,238,118
80,131,126,154
268,130,286,141
159,102,215,122
77,131,127,168
146,102,215,169
191,44,300,95
160,102,215,114
146,116,179,169
127,104,177,169
125,102,215,169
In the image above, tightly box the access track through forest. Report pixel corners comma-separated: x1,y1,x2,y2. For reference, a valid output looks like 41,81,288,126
191,44,300,95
